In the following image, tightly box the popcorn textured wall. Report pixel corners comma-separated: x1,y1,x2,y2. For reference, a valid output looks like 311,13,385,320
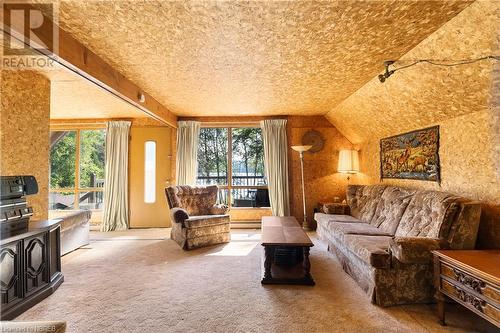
326,1,500,248
1,70,51,220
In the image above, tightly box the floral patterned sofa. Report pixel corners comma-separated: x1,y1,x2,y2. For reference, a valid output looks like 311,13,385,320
165,185,230,250
314,185,481,306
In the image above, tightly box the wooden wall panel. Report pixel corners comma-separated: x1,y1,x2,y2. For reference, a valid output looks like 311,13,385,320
287,116,353,228
1,70,51,220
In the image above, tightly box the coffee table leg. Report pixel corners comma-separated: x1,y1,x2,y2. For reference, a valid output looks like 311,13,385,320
263,246,273,280
303,246,312,281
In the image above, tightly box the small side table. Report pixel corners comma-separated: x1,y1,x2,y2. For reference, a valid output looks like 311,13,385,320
317,202,349,215
432,250,500,328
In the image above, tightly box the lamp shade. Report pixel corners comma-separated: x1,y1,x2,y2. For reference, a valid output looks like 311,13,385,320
291,145,313,153
338,149,360,173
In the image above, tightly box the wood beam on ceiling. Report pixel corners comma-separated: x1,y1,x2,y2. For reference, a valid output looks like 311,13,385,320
1,4,177,128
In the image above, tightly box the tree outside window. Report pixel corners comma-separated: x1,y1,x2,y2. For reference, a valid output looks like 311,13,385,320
49,128,106,211
197,127,269,208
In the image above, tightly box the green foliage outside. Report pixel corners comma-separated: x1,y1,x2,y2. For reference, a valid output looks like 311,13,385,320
232,128,265,185
79,130,106,188
50,130,105,189
197,127,265,186
50,131,76,188
197,128,228,184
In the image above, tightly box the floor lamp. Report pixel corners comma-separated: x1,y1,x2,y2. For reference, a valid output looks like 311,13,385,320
291,145,313,230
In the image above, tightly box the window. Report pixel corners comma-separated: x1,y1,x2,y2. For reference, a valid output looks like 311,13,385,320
197,126,269,208
49,129,106,210
144,141,156,203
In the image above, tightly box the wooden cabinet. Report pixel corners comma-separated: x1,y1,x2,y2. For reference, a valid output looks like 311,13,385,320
433,250,500,328
0,240,23,310
0,221,63,320
24,232,49,296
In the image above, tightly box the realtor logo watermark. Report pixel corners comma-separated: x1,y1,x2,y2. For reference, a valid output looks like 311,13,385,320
2,1,58,68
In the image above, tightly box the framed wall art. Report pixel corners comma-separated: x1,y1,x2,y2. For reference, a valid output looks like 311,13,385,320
380,126,440,182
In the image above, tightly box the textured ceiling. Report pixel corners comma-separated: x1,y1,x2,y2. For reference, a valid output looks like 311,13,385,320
49,0,472,117
325,0,499,143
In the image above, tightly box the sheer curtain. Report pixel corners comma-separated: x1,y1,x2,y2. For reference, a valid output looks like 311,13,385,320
176,121,201,185
261,119,290,216
101,121,131,232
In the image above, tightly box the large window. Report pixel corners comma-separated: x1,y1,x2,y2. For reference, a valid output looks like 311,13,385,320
197,126,269,208
49,129,106,211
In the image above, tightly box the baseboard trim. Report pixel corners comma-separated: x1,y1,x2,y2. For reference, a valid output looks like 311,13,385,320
231,221,262,229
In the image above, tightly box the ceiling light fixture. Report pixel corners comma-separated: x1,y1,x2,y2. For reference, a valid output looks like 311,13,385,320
138,92,146,103
378,55,500,83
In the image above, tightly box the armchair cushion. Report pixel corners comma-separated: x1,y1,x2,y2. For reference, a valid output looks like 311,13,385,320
210,204,229,215
389,236,450,264
165,185,219,215
184,215,230,229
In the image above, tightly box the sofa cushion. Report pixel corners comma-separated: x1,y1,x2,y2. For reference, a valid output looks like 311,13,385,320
343,235,392,269
370,186,416,233
314,212,363,226
347,185,386,222
184,215,230,228
329,223,393,242
395,191,459,238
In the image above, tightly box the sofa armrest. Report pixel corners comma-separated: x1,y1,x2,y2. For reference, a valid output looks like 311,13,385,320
389,237,450,264
210,204,229,215
171,207,189,224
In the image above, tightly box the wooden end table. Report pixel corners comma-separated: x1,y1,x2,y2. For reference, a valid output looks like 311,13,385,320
261,216,315,286
432,250,500,328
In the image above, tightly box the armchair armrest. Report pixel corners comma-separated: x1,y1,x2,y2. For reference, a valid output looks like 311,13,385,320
171,207,189,224
210,204,229,215
389,237,450,264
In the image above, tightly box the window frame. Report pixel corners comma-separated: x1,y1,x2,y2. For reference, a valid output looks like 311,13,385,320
199,123,268,209
49,124,106,211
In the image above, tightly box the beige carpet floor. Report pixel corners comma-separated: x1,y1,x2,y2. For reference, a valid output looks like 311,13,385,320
15,229,498,333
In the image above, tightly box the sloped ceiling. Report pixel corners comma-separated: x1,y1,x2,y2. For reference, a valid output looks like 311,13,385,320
0,35,150,119
48,68,147,119
325,0,499,144
50,0,472,117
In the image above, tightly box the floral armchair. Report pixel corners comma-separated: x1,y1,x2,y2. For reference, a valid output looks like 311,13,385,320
165,185,231,250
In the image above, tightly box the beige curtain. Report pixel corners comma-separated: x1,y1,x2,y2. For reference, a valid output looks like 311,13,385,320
176,121,200,185
261,119,290,216
101,121,131,232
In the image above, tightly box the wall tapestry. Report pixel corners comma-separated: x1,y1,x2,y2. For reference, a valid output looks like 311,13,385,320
380,126,440,182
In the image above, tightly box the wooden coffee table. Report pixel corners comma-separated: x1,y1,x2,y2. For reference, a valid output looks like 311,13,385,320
261,216,315,285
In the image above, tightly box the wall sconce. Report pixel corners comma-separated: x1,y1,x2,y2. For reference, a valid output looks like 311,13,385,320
338,149,360,181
